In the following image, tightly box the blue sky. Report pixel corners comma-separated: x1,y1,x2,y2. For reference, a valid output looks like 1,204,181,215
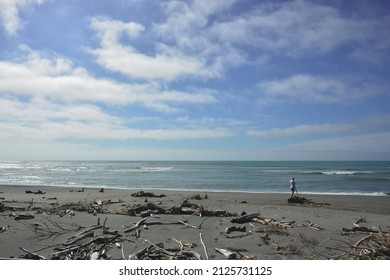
0,0,389,160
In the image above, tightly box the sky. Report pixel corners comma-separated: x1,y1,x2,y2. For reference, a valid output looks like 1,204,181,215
0,0,389,161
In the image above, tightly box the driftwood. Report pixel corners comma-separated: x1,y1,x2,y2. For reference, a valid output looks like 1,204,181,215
62,225,100,246
342,226,380,233
288,196,310,204
225,225,246,234
178,219,206,229
225,232,252,239
126,201,236,217
171,238,195,249
52,233,121,260
14,214,34,220
309,229,390,260
250,217,324,232
231,213,259,224
19,247,47,260
288,196,330,206
131,191,166,198
25,190,46,194
90,251,100,260
214,247,237,259
199,233,209,260
124,217,149,233
128,203,167,216
129,240,202,260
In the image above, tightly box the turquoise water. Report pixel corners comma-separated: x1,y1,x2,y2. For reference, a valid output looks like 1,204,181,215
0,161,389,195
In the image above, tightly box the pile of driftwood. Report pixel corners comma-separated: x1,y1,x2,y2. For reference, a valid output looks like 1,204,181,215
8,211,264,260
131,191,166,198
288,196,330,206
54,200,112,216
307,216,390,260
337,230,390,260
17,221,122,260
124,200,236,218
129,240,202,260
248,215,324,256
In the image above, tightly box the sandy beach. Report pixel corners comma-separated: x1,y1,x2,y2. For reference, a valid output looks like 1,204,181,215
0,185,389,260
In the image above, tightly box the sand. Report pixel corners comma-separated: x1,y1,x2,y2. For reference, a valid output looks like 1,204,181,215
0,185,389,260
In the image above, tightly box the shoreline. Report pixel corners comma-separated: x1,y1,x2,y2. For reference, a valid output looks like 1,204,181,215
1,183,389,197
1,185,389,260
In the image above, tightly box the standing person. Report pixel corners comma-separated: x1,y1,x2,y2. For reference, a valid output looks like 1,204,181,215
290,177,296,197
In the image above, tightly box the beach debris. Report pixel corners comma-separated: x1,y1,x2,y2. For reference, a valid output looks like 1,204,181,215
179,193,208,200
90,251,100,260
55,200,111,216
199,233,209,260
300,220,325,231
225,231,253,239
231,212,259,224
125,201,236,218
51,226,122,260
225,225,246,234
287,196,310,204
296,233,318,246
129,240,202,260
260,233,271,244
309,228,390,260
62,225,100,246
214,247,237,259
225,247,254,260
353,216,367,227
13,213,35,220
250,217,324,233
287,196,330,206
124,217,149,233
190,193,208,200
171,238,196,249
19,247,47,260
274,243,299,255
25,189,46,195
131,191,166,198
177,219,205,229
342,226,380,233
123,218,205,235
2,189,387,261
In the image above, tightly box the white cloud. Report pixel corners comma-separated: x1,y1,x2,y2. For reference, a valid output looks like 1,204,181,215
210,0,385,57
154,0,248,78
247,123,356,138
0,45,234,146
89,16,204,80
88,0,387,82
285,132,390,155
0,45,216,112
247,115,390,138
257,74,383,105
0,0,46,35
0,95,234,146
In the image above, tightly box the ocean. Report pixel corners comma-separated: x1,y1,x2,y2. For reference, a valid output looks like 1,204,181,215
0,161,389,196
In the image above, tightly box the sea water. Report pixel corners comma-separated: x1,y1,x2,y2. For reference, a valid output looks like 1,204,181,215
0,161,389,195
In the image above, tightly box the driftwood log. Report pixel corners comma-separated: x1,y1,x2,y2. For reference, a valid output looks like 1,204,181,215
225,225,246,234
231,213,259,224
131,191,166,198
288,196,330,206
214,248,237,259
25,190,46,194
